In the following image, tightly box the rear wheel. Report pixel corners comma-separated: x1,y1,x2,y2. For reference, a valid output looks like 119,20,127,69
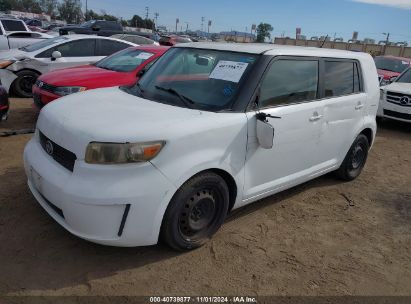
12,70,39,98
336,134,369,181
161,172,229,251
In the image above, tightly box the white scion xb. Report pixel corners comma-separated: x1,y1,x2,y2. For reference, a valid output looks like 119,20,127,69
24,43,379,250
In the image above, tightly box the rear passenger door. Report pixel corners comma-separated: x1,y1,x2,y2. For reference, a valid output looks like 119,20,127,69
320,59,365,164
95,39,132,58
244,57,325,200
35,39,97,72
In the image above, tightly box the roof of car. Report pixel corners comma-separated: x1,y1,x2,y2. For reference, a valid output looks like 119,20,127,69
175,42,372,59
376,55,411,62
128,45,170,53
61,34,137,44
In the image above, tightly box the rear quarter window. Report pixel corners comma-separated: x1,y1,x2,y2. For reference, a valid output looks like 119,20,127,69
324,60,362,97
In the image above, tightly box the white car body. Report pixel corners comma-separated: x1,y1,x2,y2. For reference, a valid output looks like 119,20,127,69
378,74,411,123
0,35,137,93
0,31,53,51
24,43,379,247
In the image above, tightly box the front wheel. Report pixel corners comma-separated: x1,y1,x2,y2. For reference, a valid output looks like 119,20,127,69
161,172,229,251
12,70,40,98
336,134,370,181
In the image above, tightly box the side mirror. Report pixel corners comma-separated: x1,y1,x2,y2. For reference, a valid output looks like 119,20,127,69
51,50,62,61
256,118,274,149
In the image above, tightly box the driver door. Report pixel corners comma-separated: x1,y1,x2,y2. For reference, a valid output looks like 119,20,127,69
243,57,326,202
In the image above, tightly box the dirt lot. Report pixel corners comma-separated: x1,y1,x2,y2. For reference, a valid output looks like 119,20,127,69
0,98,410,296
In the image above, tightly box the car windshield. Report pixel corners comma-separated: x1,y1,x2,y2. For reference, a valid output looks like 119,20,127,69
96,48,155,72
396,68,411,83
19,36,68,52
122,47,258,111
374,57,410,73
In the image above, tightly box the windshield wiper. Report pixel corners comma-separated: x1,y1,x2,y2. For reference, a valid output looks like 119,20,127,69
154,85,195,109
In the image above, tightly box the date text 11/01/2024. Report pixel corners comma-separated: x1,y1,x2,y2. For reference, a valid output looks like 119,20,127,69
149,296,257,303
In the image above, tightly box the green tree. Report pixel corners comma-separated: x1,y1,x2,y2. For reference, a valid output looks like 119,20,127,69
129,14,144,28
57,0,83,23
0,0,13,12
256,23,273,43
39,0,58,18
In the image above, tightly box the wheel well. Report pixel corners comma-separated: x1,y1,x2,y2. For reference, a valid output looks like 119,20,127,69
208,169,237,212
360,128,373,146
10,69,41,94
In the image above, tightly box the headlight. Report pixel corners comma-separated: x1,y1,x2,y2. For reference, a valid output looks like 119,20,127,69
85,141,165,164
0,60,15,69
53,86,86,96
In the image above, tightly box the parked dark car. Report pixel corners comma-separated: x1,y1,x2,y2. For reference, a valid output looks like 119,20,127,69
0,86,9,121
59,20,123,37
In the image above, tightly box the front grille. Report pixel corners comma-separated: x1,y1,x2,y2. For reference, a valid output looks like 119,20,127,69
39,131,77,172
384,109,411,121
386,91,411,107
35,79,57,94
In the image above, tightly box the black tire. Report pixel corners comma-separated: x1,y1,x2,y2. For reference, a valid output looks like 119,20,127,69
12,70,40,98
161,172,229,251
336,134,370,181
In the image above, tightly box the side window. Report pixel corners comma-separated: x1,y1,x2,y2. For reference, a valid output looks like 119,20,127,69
324,61,361,97
259,59,319,108
37,39,96,58
2,20,26,31
96,40,131,56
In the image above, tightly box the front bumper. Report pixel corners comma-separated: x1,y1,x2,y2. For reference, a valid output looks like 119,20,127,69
379,99,411,123
23,134,177,247
0,69,17,93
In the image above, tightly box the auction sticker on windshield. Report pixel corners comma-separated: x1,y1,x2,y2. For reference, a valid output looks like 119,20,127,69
135,52,153,60
209,60,249,83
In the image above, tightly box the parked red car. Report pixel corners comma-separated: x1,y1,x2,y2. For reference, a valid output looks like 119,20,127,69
375,56,411,85
32,45,169,108
159,35,192,46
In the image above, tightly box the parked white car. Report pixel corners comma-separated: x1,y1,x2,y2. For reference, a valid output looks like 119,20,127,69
0,31,53,51
378,67,411,123
0,35,136,97
24,43,379,250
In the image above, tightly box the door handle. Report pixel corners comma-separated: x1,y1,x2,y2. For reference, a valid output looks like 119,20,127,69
309,112,323,122
355,102,364,110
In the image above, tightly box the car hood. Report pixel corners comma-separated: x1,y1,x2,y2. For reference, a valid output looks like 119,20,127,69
383,82,411,95
377,69,400,79
39,65,135,88
37,87,228,159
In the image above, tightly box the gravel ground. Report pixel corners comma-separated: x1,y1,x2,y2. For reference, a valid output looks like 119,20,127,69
0,98,410,296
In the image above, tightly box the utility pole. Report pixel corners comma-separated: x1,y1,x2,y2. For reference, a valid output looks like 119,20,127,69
85,0,88,21
154,12,159,29
145,6,149,19
208,20,211,37
201,16,205,33
175,18,179,33
385,33,390,45
185,22,189,33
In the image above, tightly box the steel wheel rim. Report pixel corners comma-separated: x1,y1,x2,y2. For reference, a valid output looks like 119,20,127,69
351,144,365,170
178,188,221,240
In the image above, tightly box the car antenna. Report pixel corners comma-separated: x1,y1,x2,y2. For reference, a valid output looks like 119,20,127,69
320,35,328,48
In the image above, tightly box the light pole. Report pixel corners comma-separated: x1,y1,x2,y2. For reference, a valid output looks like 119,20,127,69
382,32,390,45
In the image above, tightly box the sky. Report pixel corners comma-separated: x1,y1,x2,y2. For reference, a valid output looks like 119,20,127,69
85,0,411,43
